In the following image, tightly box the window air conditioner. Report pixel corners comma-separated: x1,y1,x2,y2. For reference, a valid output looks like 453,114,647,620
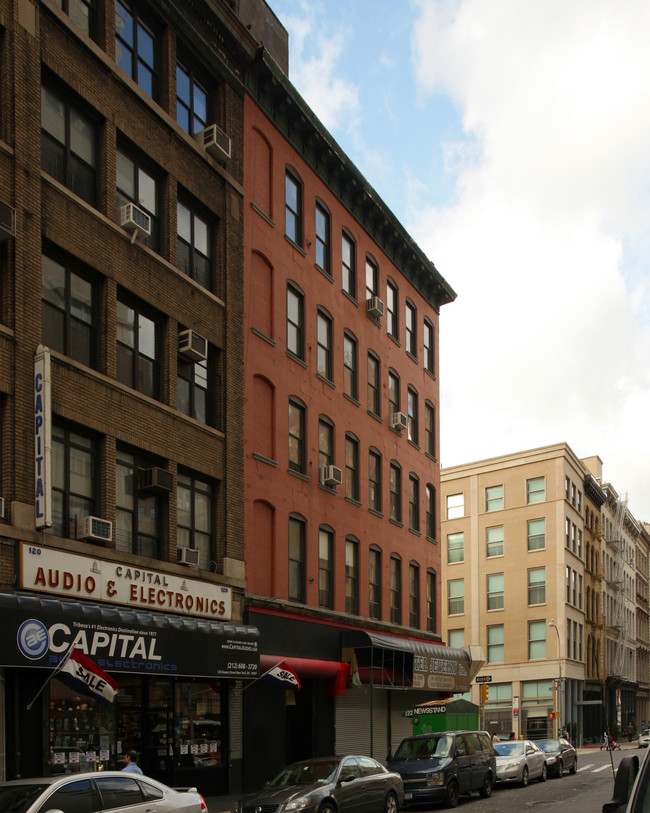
390,411,408,431
0,497,4,519
120,203,151,238
366,297,385,318
178,329,208,362
138,467,174,493
76,516,113,543
197,124,231,162
178,547,200,567
320,465,343,487
0,201,16,241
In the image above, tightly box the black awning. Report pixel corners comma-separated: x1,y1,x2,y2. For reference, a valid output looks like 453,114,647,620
0,591,259,679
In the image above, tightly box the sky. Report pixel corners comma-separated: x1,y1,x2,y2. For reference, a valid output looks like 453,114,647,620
267,0,650,522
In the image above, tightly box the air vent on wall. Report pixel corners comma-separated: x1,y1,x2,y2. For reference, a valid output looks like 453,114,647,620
76,516,113,543
138,467,174,493
178,547,200,567
120,203,151,242
196,124,231,162
178,329,208,362
320,465,343,487
390,412,408,431
366,297,385,318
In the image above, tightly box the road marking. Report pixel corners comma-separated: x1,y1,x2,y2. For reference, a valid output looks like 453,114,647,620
578,764,594,771
592,765,611,773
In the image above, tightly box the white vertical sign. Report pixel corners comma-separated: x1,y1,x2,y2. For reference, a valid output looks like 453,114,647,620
34,345,52,527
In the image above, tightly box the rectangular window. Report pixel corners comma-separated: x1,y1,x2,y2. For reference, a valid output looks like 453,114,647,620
390,463,401,522
409,563,420,627
288,516,306,602
423,318,434,374
447,532,464,564
528,567,546,605
367,352,380,416
116,296,159,399
390,556,402,623
369,548,381,620
288,399,306,474
317,310,333,380
116,148,159,252
486,526,504,557
528,620,547,659
287,284,304,360
341,232,356,298
486,485,503,511
405,300,417,356
42,253,96,368
345,435,359,501
343,332,358,400
177,343,217,427
448,628,464,647
388,370,400,418
176,63,207,135
53,0,95,38
407,387,418,444
487,573,504,610
315,203,330,274
115,448,162,559
41,85,96,206
318,419,333,470
487,625,504,663
426,484,436,540
365,255,378,299
368,450,381,512
115,1,158,99
177,471,213,570
177,200,212,291
424,402,436,458
345,538,359,614
409,475,420,532
448,578,464,615
426,570,437,633
446,493,464,519
49,423,97,539
386,280,398,339
318,527,334,609
285,170,302,245
526,476,546,504
527,518,546,550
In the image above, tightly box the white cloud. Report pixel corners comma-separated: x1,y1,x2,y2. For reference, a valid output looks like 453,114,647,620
409,0,650,518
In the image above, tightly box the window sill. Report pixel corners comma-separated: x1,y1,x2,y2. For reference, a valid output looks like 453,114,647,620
342,290,358,307
316,265,333,282
286,350,308,368
250,201,274,227
288,468,310,482
343,393,360,407
284,234,307,256
389,518,404,529
367,410,382,423
345,497,362,508
406,350,419,365
408,439,421,451
369,508,384,519
251,327,276,346
409,528,422,537
316,373,336,389
252,453,277,467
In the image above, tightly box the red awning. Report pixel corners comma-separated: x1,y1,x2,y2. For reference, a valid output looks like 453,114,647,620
260,654,349,694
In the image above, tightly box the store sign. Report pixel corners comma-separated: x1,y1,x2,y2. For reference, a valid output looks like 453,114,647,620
412,653,470,692
34,346,52,528
1,596,258,679
20,542,232,620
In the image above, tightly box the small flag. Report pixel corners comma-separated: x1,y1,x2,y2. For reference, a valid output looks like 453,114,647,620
55,649,118,706
262,659,302,690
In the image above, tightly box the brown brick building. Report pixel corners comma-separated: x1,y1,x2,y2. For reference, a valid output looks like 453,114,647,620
0,0,260,793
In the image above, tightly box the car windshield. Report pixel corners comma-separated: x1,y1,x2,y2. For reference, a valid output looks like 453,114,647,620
536,741,559,754
0,784,50,813
268,759,340,787
494,742,524,756
394,735,454,760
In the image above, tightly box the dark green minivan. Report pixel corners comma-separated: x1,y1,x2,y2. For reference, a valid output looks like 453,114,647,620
387,730,496,808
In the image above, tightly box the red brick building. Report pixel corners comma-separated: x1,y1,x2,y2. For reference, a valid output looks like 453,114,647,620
240,29,474,789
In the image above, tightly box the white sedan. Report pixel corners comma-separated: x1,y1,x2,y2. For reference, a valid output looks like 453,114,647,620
0,772,208,813
494,740,547,786
639,731,650,748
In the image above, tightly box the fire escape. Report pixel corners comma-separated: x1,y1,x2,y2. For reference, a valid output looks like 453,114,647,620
606,495,632,683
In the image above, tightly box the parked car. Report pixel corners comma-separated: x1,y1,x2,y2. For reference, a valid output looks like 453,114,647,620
493,739,547,786
0,771,207,813
536,738,578,777
234,756,403,813
638,731,650,749
387,730,496,808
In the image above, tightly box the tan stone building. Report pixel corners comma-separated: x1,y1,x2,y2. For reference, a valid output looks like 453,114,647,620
441,443,648,744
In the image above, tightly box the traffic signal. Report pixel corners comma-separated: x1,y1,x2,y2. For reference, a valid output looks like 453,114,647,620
548,710,559,720
480,683,489,704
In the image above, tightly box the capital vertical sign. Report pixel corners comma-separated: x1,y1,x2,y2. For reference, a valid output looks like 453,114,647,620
34,345,52,528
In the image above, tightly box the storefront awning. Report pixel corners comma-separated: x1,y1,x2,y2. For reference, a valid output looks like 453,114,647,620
343,630,481,692
0,591,259,680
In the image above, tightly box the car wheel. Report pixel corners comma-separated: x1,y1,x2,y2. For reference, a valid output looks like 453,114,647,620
557,759,564,777
569,759,577,775
521,766,529,787
539,763,547,782
479,773,493,798
320,803,336,813
444,780,460,808
384,792,398,813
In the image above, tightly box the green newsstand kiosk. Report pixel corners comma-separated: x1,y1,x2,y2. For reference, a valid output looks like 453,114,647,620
405,698,480,736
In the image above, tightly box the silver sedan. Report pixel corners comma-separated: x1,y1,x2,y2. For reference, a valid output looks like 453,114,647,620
0,771,207,813
494,740,547,786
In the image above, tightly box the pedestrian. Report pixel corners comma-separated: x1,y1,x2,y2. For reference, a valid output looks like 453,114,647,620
509,732,515,741
491,731,500,744
643,721,646,734
122,750,143,774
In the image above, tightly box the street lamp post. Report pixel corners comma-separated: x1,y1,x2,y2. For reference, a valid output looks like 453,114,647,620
549,620,562,738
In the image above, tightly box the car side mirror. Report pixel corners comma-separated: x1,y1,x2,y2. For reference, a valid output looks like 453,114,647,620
603,755,640,813
339,773,356,784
